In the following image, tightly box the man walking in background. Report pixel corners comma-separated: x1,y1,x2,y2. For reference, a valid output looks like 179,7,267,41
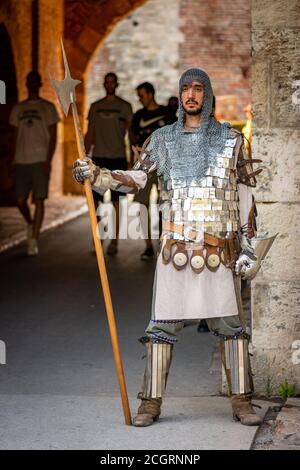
9,71,59,256
85,72,133,255
132,82,176,260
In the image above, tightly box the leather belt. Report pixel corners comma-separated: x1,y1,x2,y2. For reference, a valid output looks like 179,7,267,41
162,221,227,247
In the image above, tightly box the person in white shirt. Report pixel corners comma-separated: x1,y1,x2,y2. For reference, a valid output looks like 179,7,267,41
84,72,133,255
9,71,59,255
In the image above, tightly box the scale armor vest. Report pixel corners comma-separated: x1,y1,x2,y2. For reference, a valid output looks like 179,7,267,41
158,130,240,241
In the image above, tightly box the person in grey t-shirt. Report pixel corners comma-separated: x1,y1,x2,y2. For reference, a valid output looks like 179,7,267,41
85,73,133,255
9,71,59,256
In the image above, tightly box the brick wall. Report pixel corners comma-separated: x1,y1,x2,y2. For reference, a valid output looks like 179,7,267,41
86,0,182,116
179,0,251,118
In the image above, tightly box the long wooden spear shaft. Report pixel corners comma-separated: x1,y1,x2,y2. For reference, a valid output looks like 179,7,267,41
51,39,131,425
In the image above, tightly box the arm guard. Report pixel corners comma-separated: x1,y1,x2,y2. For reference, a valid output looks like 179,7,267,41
131,135,157,174
92,136,156,195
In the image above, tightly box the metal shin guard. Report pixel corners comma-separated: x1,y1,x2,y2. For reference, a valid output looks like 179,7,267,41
138,342,173,399
220,337,253,395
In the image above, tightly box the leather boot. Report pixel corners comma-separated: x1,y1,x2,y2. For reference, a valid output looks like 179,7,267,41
231,394,262,426
220,336,262,425
133,341,173,427
132,398,162,427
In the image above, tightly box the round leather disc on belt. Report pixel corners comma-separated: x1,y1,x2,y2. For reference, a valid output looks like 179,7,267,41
207,253,220,268
173,252,188,268
191,255,205,270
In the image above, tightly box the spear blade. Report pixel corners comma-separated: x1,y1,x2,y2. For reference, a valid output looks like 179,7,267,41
50,38,81,116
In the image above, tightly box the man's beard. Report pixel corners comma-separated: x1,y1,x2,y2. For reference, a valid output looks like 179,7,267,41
182,103,202,115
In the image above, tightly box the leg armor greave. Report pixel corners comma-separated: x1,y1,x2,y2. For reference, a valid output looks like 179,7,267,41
138,341,173,399
220,336,253,396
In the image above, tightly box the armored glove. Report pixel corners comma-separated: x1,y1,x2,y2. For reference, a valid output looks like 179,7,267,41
235,233,260,280
72,157,97,184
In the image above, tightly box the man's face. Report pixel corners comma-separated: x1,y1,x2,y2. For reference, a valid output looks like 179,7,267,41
104,75,118,95
181,80,204,115
137,88,153,108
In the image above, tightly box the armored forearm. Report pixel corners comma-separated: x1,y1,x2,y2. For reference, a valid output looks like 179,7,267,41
72,157,150,195
92,167,147,195
92,135,157,195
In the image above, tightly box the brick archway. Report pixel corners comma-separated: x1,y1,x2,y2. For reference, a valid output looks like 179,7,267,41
0,22,18,205
63,0,147,194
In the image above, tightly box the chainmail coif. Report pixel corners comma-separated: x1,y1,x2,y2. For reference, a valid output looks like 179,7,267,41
148,68,231,181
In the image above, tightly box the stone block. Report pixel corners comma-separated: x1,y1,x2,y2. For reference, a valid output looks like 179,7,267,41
252,0,300,29
251,280,300,395
252,28,300,129
251,346,300,396
252,281,300,347
251,58,271,127
253,129,300,202
253,202,300,282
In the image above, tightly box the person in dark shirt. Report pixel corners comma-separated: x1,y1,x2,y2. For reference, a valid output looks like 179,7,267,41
167,95,179,120
132,82,176,260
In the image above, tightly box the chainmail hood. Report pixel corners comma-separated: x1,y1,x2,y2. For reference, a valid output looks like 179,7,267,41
178,67,213,132
149,68,231,181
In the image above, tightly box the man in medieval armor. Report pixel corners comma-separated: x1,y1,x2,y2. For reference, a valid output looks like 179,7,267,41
72,68,263,428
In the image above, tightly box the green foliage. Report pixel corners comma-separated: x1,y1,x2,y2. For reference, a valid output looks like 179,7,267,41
278,379,296,398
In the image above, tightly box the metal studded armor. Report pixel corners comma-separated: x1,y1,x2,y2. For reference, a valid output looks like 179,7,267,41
157,127,241,241
133,123,261,272
131,69,262,273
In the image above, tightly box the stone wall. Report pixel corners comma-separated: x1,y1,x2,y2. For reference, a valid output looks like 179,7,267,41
86,0,251,119
179,0,251,118
251,0,300,395
86,0,183,114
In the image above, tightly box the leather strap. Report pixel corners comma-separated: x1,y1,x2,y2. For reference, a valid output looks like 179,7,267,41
162,238,176,264
162,221,227,248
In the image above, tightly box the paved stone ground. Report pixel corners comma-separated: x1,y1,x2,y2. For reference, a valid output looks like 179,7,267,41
270,398,300,450
0,213,269,450
251,397,300,450
0,196,87,253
